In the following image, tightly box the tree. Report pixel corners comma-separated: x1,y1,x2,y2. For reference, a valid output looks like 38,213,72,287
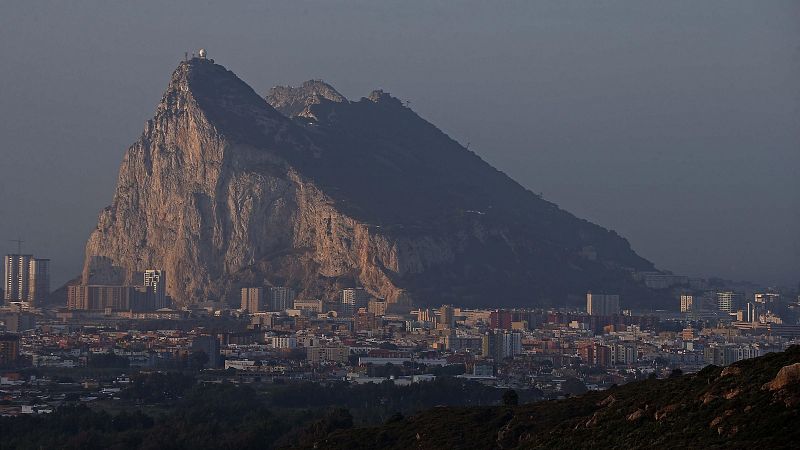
502,389,519,406
561,378,588,396
294,408,354,447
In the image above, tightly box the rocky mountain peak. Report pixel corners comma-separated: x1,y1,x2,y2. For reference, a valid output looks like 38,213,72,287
83,60,656,308
156,59,289,146
267,79,347,119
365,89,403,107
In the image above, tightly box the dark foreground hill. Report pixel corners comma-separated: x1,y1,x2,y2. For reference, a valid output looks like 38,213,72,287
82,57,656,307
299,346,800,449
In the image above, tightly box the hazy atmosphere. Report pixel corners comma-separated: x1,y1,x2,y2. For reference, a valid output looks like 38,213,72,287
0,1,797,288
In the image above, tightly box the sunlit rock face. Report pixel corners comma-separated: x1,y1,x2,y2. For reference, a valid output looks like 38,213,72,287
83,58,653,307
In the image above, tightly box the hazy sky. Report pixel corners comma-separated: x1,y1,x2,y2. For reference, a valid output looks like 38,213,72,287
0,1,797,288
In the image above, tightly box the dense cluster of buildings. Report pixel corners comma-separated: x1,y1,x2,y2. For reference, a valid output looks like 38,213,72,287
678,289,790,327
66,269,170,312
239,286,376,317
2,250,799,410
0,285,796,394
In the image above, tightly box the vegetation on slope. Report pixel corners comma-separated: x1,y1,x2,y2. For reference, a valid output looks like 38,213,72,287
0,375,530,449
302,346,800,449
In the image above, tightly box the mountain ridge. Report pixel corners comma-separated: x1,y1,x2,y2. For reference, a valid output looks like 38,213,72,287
82,57,655,307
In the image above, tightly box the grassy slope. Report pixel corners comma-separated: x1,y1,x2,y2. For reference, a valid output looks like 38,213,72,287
303,346,800,449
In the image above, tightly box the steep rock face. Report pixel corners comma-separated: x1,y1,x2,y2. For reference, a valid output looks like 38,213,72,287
83,60,439,305
84,59,654,307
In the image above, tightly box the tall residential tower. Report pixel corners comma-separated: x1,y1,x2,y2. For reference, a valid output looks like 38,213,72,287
27,258,50,305
586,292,620,316
269,286,295,311
144,270,167,309
4,255,49,305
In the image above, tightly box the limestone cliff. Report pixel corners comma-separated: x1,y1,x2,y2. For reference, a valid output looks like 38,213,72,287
83,58,654,307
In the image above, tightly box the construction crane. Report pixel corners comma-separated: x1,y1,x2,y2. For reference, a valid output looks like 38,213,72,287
9,239,23,254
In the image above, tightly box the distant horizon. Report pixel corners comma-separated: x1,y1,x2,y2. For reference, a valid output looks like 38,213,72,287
0,2,797,288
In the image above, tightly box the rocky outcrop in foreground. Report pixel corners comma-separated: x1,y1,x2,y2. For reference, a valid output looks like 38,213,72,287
301,346,800,449
83,58,655,306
